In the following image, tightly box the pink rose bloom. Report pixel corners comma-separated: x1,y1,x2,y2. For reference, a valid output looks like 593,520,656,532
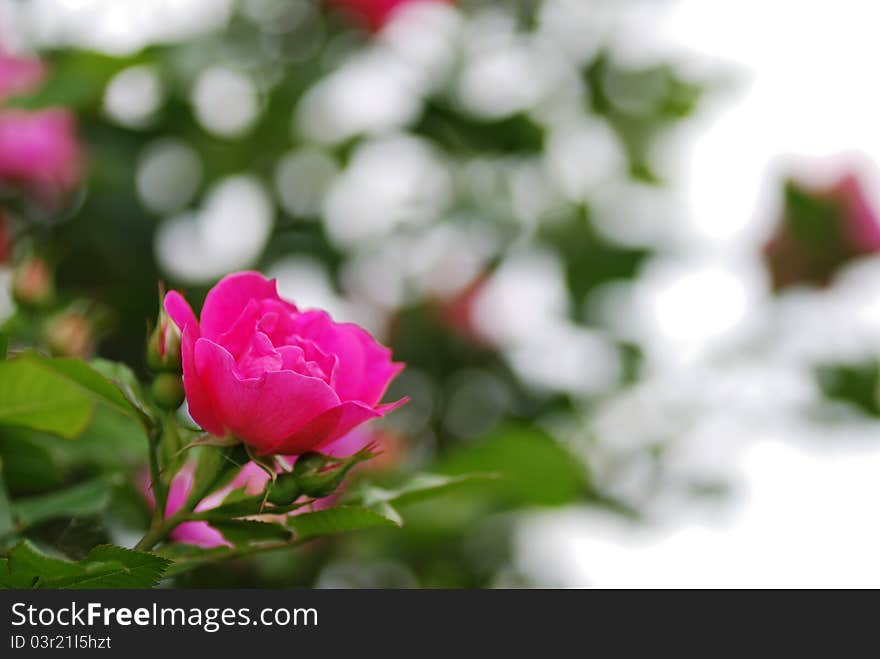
0,109,82,193
0,48,45,103
164,271,406,456
328,0,451,32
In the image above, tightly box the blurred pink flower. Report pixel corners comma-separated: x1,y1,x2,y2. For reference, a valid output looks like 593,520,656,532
0,48,45,103
164,271,406,456
0,109,82,195
764,172,880,290
328,0,451,32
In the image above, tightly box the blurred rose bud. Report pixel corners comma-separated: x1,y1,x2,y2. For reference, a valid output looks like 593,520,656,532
435,273,494,347
328,0,452,32
12,256,54,307
0,47,45,103
764,172,880,290
0,109,83,198
44,310,93,358
151,373,185,411
147,305,182,373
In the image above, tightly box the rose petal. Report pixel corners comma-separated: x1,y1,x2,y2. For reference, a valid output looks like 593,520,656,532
272,397,408,456
164,290,200,336
292,310,403,405
194,338,340,453
165,291,225,435
171,521,230,548
200,271,295,341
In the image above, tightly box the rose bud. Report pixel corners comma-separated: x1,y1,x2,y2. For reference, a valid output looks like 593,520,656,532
12,256,54,307
44,309,93,358
291,447,376,499
163,271,407,456
328,0,452,32
764,172,880,290
147,306,182,373
0,47,46,103
151,373,185,411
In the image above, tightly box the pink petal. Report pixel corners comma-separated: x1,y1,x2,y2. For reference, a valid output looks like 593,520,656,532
200,271,295,341
0,109,81,188
164,290,200,336
194,338,340,454
164,292,225,435
171,521,231,548
273,397,408,456
293,310,403,405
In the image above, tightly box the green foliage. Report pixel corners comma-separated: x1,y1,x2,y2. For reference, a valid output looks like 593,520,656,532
436,425,591,507
10,477,115,531
212,520,291,545
0,353,141,439
0,459,13,539
286,506,399,541
353,473,498,508
0,541,170,589
816,360,880,417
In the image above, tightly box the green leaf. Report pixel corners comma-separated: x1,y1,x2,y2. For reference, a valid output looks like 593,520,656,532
286,506,400,541
0,359,92,438
212,520,291,546
11,478,114,530
207,487,266,518
58,546,171,589
185,445,249,509
435,426,590,507
0,541,170,589
353,473,498,508
0,458,13,539
90,358,153,422
0,430,66,495
0,541,82,588
26,354,137,418
0,354,140,439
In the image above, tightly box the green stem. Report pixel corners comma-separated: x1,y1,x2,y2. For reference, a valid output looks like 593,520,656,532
134,510,188,552
147,422,168,522
164,539,305,578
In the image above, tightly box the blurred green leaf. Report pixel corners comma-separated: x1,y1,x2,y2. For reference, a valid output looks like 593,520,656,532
0,359,93,438
0,541,170,589
353,473,498,508
816,360,880,417
286,506,400,541
11,477,114,530
0,458,13,539
0,431,66,495
436,425,590,507
0,354,140,439
25,354,138,418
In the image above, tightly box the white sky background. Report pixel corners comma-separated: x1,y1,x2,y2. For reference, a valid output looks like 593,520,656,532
519,0,880,588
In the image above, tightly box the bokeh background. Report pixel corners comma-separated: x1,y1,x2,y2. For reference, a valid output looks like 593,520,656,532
3,0,880,587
